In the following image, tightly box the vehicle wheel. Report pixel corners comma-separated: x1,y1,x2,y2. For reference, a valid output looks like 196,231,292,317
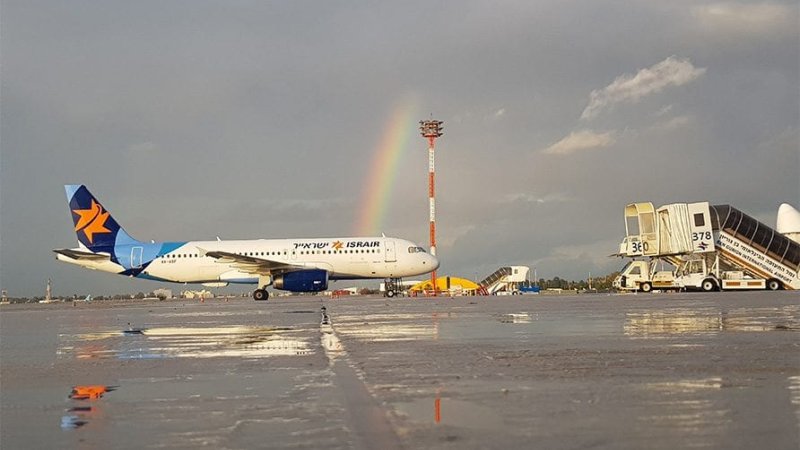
253,289,269,301
386,290,395,298
766,279,782,291
701,279,717,292
640,282,653,293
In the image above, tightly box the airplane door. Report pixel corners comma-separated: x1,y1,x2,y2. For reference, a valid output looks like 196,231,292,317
131,246,143,269
688,202,715,253
384,240,397,262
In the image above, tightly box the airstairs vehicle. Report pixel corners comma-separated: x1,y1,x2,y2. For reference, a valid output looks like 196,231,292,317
614,202,799,291
477,266,536,295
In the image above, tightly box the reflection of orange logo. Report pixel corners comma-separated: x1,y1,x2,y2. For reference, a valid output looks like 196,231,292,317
72,200,111,243
332,241,343,250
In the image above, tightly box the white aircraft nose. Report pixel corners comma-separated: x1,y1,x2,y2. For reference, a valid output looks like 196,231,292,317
430,254,440,271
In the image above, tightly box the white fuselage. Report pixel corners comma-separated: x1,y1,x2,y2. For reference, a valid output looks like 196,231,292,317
61,236,439,286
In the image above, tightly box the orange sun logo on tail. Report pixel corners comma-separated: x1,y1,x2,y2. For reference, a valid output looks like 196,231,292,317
72,199,111,243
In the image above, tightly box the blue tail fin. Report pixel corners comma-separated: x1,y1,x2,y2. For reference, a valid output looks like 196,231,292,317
64,185,139,252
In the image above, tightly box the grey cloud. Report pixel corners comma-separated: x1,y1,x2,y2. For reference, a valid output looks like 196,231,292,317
691,2,798,37
581,56,706,120
541,130,617,155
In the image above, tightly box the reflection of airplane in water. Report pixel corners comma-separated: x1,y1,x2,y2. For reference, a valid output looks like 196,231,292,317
54,185,438,300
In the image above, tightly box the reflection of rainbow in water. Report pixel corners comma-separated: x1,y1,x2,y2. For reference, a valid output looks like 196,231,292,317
58,326,311,359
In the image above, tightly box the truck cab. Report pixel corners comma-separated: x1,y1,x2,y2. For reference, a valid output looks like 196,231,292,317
613,259,680,292
675,257,779,291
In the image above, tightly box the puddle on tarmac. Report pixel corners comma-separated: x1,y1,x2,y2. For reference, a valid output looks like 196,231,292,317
333,315,438,342
149,311,270,318
497,313,538,324
321,326,344,360
335,311,618,343
60,415,88,429
789,376,800,432
62,387,114,431
393,396,505,431
637,377,731,445
58,326,311,359
625,306,800,337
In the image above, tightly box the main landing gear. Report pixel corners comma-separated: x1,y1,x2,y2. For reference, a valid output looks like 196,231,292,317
383,277,402,298
253,289,270,301
254,275,272,301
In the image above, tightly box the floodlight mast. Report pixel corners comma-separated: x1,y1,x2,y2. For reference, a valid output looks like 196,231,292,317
420,119,443,294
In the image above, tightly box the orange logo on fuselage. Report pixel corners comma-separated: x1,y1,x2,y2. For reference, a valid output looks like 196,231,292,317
332,241,344,250
72,199,111,244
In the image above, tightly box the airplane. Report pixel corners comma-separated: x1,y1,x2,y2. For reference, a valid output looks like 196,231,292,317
54,185,439,300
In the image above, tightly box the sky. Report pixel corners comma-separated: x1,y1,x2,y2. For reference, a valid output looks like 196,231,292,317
1,1,798,297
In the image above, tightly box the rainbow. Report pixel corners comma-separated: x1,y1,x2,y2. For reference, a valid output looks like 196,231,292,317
354,97,419,236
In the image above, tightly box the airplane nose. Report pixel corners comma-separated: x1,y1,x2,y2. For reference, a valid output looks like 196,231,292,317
430,254,440,271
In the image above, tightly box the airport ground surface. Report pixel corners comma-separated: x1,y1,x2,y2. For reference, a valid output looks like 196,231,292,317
1,292,799,449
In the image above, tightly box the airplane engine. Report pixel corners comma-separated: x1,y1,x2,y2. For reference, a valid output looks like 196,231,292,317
273,269,329,292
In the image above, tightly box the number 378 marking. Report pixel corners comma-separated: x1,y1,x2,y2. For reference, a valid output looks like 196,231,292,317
693,231,712,241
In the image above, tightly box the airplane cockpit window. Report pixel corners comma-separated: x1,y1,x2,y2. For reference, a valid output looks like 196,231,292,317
408,246,428,253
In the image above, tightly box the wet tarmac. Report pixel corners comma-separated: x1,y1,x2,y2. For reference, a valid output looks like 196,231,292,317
1,292,798,449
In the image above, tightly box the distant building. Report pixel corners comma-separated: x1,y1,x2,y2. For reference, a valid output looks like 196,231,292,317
153,288,173,299
182,289,213,299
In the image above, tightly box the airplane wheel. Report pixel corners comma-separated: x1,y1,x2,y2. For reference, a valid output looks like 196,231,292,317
766,279,782,291
640,282,652,293
253,289,269,301
386,290,395,298
701,279,717,292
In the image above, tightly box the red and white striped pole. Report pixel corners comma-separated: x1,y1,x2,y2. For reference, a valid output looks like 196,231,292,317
420,120,443,294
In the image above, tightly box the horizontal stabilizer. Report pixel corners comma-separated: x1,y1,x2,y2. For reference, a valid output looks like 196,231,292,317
53,248,110,261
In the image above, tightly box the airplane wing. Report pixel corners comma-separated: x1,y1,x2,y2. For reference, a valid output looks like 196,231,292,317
53,248,110,261
202,250,304,275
